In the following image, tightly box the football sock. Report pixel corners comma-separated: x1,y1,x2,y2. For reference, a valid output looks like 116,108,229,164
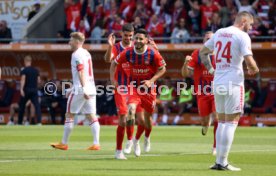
116,125,125,150
145,127,152,138
213,120,218,148
90,119,100,145
62,119,74,144
135,124,145,140
215,122,225,164
219,122,238,166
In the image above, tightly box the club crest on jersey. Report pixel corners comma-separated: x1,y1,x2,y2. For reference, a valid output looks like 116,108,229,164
75,60,81,65
145,60,150,65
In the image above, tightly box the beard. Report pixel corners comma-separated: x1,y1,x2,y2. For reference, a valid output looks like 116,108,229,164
135,42,144,50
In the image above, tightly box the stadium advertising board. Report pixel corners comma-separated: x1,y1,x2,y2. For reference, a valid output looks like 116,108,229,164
0,0,50,39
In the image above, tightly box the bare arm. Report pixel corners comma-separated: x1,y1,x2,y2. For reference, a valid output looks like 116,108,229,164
0,67,1,79
110,60,118,86
199,46,214,74
104,33,115,63
20,75,26,97
181,55,193,77
78,69,90,99
244,55,259,75
151,66,166,83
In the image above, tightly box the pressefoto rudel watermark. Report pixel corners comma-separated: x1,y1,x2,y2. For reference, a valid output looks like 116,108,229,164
44,81,234,96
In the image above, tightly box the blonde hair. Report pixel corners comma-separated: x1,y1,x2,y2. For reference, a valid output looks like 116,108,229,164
234,11,253,24
24,55,32,62
70,32,85,43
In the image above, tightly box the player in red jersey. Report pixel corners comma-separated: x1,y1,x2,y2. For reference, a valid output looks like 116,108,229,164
110,28,166,159
181,31,218,155
105,24,152,159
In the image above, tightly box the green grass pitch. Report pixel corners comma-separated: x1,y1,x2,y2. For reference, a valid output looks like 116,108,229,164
0,125,276,176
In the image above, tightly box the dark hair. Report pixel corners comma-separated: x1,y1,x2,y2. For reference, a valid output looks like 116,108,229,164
122,23,134,32
134,28,148,37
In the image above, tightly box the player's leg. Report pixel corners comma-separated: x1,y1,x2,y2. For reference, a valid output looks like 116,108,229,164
217,85,244,171
17,94,29,125
212,112,218,155
197,97,211,135
114,91,128,159
134,105,145,141
124,104,144,154
50,93,82,150
84,95,100,150
140,94,156,153
30,91,42,125
7,103,18,125
125,94,135,148
210,86,226,170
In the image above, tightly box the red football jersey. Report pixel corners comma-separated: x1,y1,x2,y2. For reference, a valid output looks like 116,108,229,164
187,49,215,97
115,46,166,87
112,42,131,86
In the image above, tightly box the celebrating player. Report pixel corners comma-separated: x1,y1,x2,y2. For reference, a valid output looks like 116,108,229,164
50,32,100,151
200,11,259,171
110,28,166,159
104,24,148,157
181,31,218,155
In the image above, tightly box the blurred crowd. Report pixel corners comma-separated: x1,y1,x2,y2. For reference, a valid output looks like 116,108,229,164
1,0,275,43
60,0,276,43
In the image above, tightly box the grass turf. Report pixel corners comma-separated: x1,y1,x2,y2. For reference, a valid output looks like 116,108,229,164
0,125,276,176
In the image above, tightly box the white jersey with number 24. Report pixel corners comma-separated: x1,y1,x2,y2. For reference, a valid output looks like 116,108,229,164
204,26,253,86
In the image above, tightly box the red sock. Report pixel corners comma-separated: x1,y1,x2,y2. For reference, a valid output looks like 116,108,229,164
145,127,152,138
213,120,218,148
126,125,134,140
135,124,145,140
116,125,125,150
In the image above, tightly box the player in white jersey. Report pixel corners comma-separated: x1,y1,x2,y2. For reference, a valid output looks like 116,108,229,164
51,32,100,151
199,11,259,171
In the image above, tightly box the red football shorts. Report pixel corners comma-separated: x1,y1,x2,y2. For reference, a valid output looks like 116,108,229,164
197,95,216,117
114,89,144,115
128,88,156,113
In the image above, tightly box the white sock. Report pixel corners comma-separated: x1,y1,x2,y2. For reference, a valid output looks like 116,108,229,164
219,122,238,166
152,113,158,123
162,114,168,124
215,122,226,164
90,119,100,145
173,115,180,124
62,119,74,144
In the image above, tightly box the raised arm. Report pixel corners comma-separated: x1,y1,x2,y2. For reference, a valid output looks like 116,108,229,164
104,33,116,63
181,55,193,77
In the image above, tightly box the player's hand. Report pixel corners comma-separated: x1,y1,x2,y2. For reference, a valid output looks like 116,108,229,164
107,33,116,46
111,79,118,87
148,37,158,50
20,89,25,97
247,69,259,76
83,93,90,100
141,80,154,88
185,55,192,64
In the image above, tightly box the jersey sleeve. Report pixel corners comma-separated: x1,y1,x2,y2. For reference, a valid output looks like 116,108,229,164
187,49,198,70
20,68,26,76
74,54,84,71
240,34,253,57
114,50,127,65
111,45,118,59
204,33,215,51
154,50,166,68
